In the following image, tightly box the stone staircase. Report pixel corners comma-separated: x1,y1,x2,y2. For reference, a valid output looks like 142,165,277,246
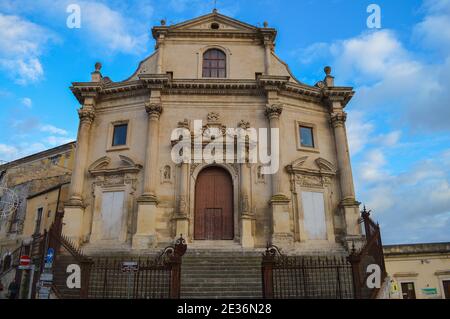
180,250,263,299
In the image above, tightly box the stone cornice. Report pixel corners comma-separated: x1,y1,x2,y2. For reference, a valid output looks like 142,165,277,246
70,76,353,107
322,86,355,108
70,82,103,104
258,75,290,90
151,11,276,43
138,74,171,89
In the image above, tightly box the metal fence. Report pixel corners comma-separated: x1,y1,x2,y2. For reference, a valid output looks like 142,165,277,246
88,257,171,299
262,246,354,299
33,212,187,299
262,208,386,299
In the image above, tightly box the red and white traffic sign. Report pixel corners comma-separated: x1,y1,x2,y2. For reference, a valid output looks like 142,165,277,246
20,255,31,266
18,255,31,269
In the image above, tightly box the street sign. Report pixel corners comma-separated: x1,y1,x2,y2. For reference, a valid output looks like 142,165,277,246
45,248,55,264
40,273,53,282
122,261,139,273
18,255,31,270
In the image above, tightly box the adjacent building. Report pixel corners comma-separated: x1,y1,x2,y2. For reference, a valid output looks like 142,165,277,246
0,143,74,276
384,242,450,299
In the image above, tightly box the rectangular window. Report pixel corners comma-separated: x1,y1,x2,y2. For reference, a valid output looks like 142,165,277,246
301,192,327,240
401,282,416,299
299,126,314,148
112,124,128,146
34,207,43,234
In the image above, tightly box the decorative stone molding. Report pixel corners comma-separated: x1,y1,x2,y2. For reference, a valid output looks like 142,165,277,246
237,120,250,130
286,156,336,189
190,162,239,179
207,112,220,124
264,104,283,119
294,174,332,189
177,118,189,129
88,156,111,171
176,195,187,216
145,102,163,118
330,112,347,128
241,194,250,214
78,108,95,124
89,155,142,176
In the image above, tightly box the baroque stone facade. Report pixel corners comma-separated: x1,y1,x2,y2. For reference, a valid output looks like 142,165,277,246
62,11,362,253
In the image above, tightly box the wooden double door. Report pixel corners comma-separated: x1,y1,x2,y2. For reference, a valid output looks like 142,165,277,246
194,167,234,240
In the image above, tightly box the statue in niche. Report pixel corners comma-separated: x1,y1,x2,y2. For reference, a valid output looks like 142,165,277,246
163,165,171,180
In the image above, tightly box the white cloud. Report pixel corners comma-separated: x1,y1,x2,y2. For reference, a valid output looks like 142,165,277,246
0,13,57,84
297,4,450,131
44,136,73,146
40,125,68,136
346,111,374,156
78,1,149,55
21,97,32,108
358,149,450,244
0,142,47,162
375,131,402,147
0,144,18,161
358,149,388,183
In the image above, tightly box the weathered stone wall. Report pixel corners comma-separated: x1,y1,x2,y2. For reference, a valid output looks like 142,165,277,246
0,143,75,255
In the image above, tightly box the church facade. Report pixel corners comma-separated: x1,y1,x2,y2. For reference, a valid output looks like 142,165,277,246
64,11,361,253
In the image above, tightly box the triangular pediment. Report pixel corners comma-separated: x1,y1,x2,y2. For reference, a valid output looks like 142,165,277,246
170,12,258,32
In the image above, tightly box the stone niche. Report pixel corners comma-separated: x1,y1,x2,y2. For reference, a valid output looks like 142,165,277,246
286,156,339,244
87,155,142,247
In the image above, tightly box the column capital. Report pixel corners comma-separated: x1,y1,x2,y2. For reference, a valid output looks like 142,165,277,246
330,112,347,128
78,108,95,124
145,103,163,119
265,104,283,120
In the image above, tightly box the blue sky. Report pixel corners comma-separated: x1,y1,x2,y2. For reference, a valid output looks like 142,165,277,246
0,0,449,244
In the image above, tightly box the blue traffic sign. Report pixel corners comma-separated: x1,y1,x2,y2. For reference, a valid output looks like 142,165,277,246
45,248,55,264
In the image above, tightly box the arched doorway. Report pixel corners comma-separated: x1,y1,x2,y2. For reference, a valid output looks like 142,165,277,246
194,166,234,240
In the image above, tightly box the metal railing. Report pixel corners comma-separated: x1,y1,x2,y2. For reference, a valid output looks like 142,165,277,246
32,214,187,299
262,207,386,299
262,246,354,299
347,207,386,299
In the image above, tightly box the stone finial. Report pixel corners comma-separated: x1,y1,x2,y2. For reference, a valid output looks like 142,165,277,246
324,65,334,87
161,19,166,26
213,8,218,14
91,62,102,82
263,21,269,28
